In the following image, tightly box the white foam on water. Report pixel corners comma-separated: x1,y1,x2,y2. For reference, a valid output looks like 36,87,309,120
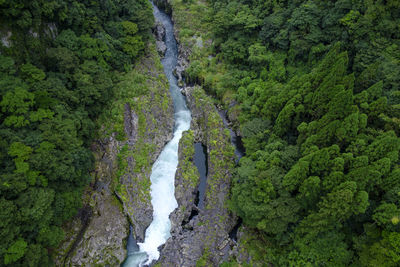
122,2,191,266
138,114,190,264
124,111,191,266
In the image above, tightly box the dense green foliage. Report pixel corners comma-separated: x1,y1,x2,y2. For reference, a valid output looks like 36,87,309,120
0,0,153,265
231,45,400,266
175,0,400,265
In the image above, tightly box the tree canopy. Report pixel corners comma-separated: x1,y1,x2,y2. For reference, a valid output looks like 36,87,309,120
0,0,153,265
182,0,400,265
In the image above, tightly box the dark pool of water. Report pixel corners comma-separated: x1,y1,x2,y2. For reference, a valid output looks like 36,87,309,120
126,225,139,255
229,218,243,242
193,143,208,209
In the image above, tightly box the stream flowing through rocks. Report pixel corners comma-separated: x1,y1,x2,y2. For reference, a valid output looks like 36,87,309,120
122,2,191,266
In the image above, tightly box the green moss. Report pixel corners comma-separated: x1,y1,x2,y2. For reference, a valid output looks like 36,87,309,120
180,130,200,187
114,141,154,203
220,262,242,267
115,184,129,203
180,205,186,213
196,247,210,267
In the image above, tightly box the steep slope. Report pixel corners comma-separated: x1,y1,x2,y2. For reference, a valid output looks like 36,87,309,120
54,42,174,266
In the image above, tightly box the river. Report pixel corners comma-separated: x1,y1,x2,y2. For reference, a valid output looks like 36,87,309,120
122,2,192,266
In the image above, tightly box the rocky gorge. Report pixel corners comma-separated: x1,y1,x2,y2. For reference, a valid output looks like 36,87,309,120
54,1,249,265
152,0,250,265
158,85,238,266
151,1,258,265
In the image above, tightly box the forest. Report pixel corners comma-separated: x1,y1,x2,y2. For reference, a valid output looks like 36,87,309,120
0,0,152,265
189,0,400,265
1,0,400,266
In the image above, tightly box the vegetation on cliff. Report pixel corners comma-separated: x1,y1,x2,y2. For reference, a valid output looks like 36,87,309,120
112,42,174,243
166,0,400,265
0,0,153,265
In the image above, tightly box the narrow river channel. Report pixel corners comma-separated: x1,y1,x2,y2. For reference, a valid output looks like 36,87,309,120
122,2,191,266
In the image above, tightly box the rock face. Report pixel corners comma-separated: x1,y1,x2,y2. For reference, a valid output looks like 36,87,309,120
154,22,167,57
229,227,254,265
158,86,237,266
53,133,129,266
66,135,129,266
68,195,128,266
54,43,174,266
154,0,189,87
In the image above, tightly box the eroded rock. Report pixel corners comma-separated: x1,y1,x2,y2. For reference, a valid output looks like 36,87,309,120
54,133,129,266
66,193,129,266
155,22,167,57
155,21,166,42
156,40,167,57
158,87,237,266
